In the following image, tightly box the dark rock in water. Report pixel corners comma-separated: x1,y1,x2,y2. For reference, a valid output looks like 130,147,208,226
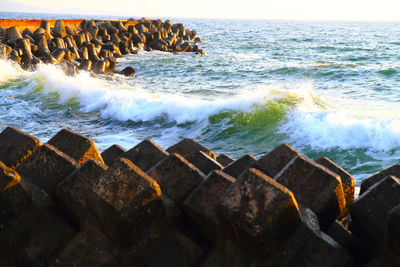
124,139,168,172
39,20,51,36
275,154,346,230
0,43,7,60
119,66,135,77
285,212,354,267
388,204,400,254
326,220,358,252
41,52,57,64
79,46,89,60
56,159,108,226
36,34,50,55
148,153,205,209
47,128,104,166
360,163,400,195
51,48,66,64
316,156,355,208
49,226,118,267
216,153,234,167
350,175,400,253
6,26,22,44
0,26,6,43
184,170,235,245
0,126,42,169
16,143,77,196
86,158,165,246
94,59,106,74
217,168,301,257
65,25,75,36
186,151,223,176
8,52,21,63
87,43,100,62
223,154,256,178
87,25,98,40
53,20,67,38
167,138,216,160
101,144,126,166
253,143,300,178
0,162,32,261
0,161,21,192
180,41,190,52
79,58,92,71
105,56,116,71
19,210,76,266
129,223,206,267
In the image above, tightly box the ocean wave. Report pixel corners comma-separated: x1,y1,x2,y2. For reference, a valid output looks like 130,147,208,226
23,64,323,125
0,59,27,83
280,107,400,152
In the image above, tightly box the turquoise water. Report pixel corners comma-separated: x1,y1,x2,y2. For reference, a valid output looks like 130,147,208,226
2,13,400,185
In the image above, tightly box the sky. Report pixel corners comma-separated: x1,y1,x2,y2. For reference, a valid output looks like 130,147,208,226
3,0,400,21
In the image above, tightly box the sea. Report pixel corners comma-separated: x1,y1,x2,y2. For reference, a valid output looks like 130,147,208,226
2,12,400,188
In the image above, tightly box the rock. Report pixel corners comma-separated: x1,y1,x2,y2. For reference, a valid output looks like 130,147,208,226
0,126,42,169
87,43,100,62
16,38,33,68
184,170,235,244
216,153,234,167
39,20,51,36
55,159,108,227
388,204,400,254
0,161,20,191
275,154,346,230
316,156,355,207
286,221,354,267
130,224,206,267
16,143,77,196
326,220,358,252
360,163,400,195
217,168,301,257
167,138,216,159
79,59,92,71
6,26,22,44
194,37,202,43
101,144,126,166
53,20,67,38
49,226,117,267
51,48,66,64
47,128,104,165
0,162,32,257
181,41,190,52
87,25,98,40
350,175,400,253
253,143,300,178
0,43,7,60
94,59,106,73
124,139,168,172
186,150,223,176
223,154,256,178
119,66,136,77
148,153,205,209
19,210,76,266
87,158,165,246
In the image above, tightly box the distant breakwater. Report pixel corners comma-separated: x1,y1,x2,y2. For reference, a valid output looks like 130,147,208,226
0,126,399,266
0,18,204,76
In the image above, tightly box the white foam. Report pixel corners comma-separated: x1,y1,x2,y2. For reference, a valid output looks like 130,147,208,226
0,59,27,82
280,99,400,151
28,65,306,124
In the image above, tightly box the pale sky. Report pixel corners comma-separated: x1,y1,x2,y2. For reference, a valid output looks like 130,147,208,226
5,0,400,21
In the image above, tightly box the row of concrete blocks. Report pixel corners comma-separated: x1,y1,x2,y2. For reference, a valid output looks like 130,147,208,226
0,126,399,266
0,18,204,75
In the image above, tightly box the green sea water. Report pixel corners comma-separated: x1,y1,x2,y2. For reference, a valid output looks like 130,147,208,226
2,12,400,186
